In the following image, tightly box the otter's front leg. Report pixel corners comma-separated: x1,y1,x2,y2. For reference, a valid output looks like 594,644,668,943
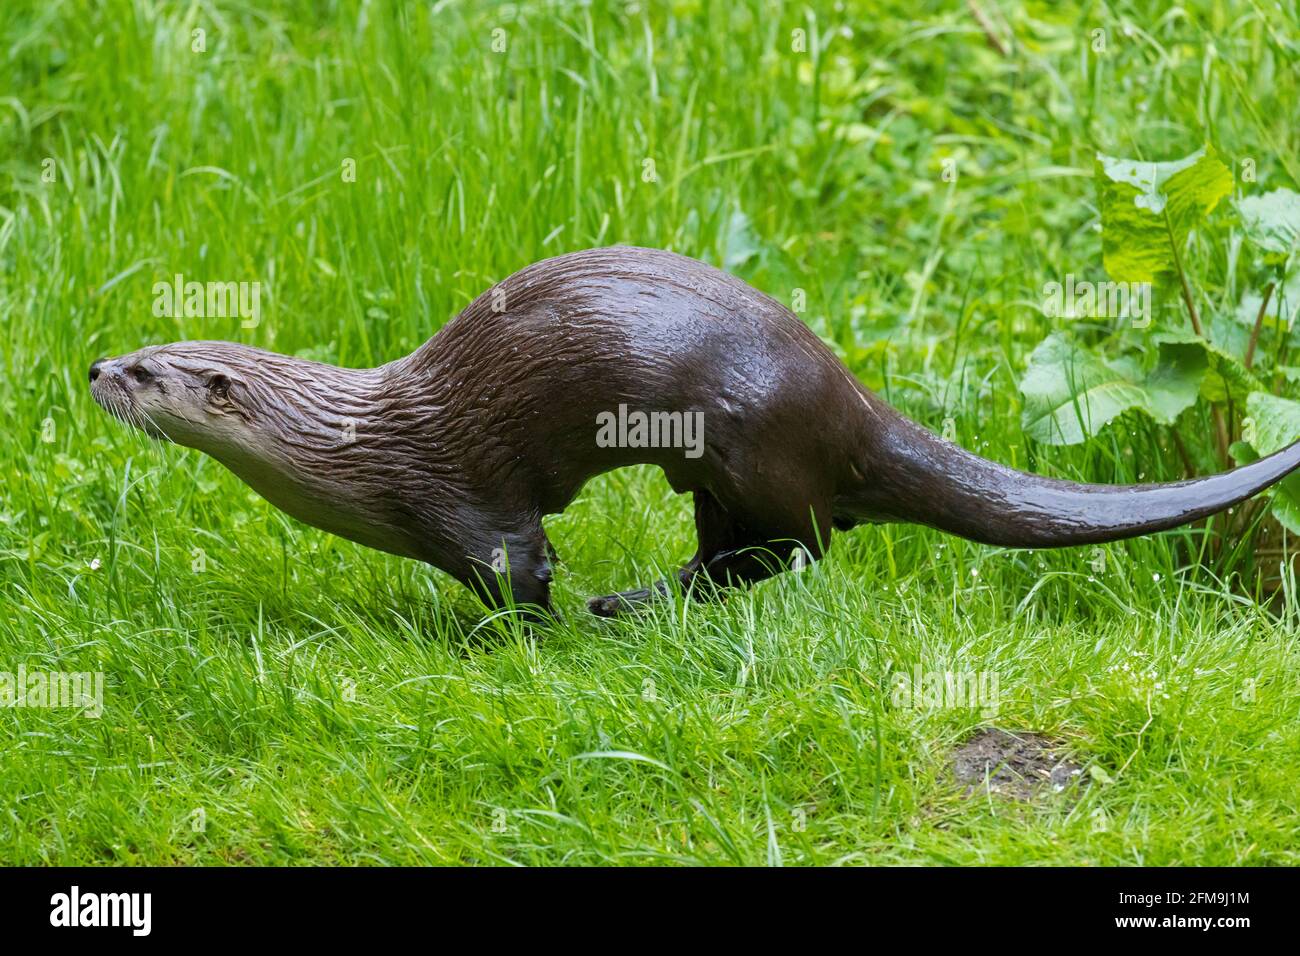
454,522,558,623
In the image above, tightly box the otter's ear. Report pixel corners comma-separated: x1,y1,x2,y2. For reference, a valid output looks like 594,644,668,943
208,374,232,403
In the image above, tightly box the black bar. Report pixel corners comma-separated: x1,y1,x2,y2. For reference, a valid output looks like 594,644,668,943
0,866,1276,941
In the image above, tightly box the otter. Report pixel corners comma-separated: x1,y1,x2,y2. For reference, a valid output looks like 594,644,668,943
89,246,1300,619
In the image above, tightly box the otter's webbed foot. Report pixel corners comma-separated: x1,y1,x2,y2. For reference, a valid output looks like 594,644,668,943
586,582,669,617
586,573,729,617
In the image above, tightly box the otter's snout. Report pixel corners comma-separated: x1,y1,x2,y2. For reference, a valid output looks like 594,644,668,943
88,355,136,406
89,356,146,389
88,351,174,441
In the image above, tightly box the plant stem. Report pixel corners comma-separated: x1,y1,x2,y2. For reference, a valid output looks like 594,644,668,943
1211,405,1231,469
1168,227,1205,338
1166,215,1229,467
966,0,1010,57
1170,429,1196,478
1244,281,1274,371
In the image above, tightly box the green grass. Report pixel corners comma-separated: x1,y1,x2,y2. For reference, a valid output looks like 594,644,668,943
2,0,1299,864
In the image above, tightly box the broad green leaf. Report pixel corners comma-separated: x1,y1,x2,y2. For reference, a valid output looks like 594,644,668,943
1155,328,1262,405
1096,146,1233,282
1019,333,1203,445
1208,309,1252,357
1244,391,1300,534
721,204,761,271
1144,339,1207,424
1021,334,1146,444
1235,187,1300,256
1228,440,1259,466
1245,391,1300,455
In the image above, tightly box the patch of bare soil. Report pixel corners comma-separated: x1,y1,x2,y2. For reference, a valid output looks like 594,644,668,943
952,728,1081,801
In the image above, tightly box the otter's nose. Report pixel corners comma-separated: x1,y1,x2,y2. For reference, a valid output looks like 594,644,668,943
89,358,107,383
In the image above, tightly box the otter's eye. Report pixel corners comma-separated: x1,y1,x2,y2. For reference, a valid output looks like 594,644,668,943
130,366,153,384
208,374,231,401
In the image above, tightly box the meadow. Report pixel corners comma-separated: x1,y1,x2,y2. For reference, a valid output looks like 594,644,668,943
2,0,1298,864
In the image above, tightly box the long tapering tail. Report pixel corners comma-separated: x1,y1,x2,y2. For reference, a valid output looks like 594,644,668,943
857,413,1300,548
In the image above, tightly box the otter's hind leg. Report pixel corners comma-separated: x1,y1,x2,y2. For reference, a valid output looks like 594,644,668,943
587,490,831,617
586,490,727,616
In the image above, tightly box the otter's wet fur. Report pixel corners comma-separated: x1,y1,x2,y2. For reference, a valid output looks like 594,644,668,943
90,246,1300,618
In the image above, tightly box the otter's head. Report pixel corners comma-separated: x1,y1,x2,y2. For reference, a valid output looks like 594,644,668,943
89,340,424,559
89,341,278,458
